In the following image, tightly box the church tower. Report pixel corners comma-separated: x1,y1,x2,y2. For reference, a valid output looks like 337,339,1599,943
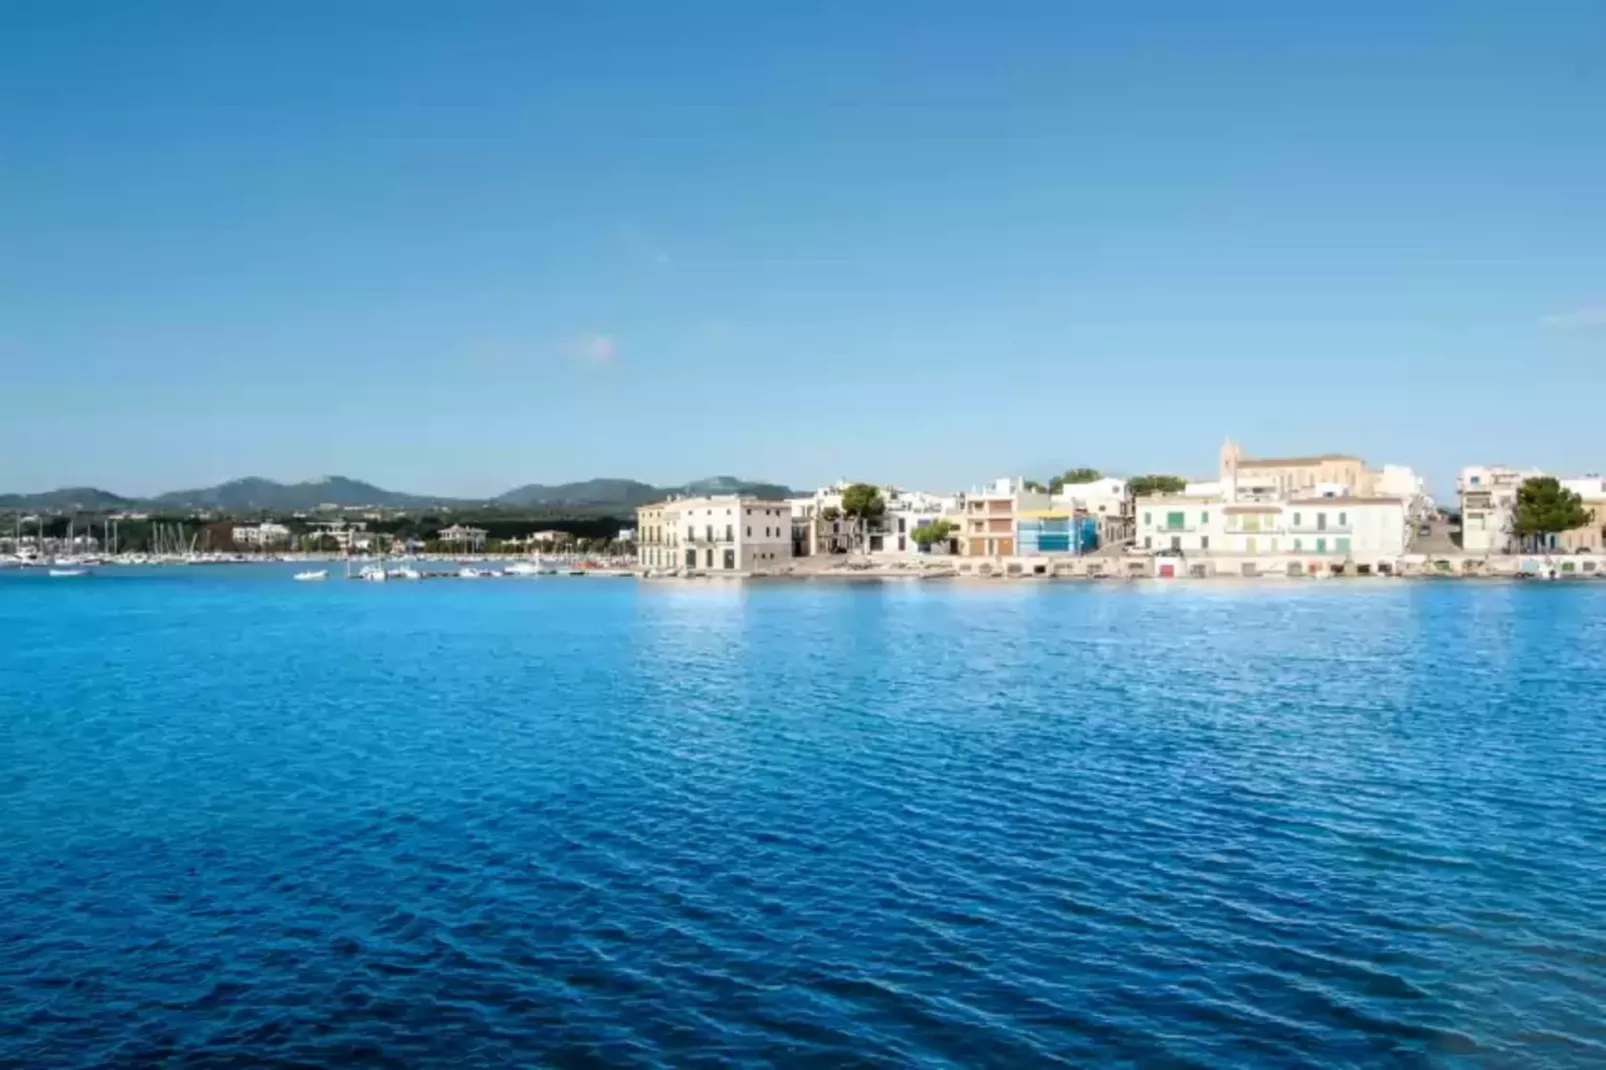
1220,439,1242,502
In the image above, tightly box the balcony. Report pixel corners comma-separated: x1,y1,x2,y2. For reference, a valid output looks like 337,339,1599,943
1458,474,1524,493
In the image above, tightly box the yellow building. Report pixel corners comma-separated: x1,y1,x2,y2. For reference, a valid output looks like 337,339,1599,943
635,502,680,569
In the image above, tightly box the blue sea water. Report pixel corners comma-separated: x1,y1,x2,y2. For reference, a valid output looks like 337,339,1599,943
2,567,1605,1068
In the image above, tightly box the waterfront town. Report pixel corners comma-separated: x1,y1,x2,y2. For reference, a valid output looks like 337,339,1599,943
5,440,1606,581
636,440,1606,581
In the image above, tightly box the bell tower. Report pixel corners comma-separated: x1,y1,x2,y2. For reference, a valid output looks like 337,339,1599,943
1220,439,1242,502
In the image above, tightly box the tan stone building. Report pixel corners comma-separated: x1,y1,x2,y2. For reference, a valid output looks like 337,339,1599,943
1557,478,1606,553
1221,441,1375,498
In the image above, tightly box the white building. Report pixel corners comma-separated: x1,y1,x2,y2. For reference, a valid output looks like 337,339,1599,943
306,520,374,553
638,496,793,572
867,489,961,555
789,482,960,556
1050,476,1130,545
1135,494,1225,554
233,522,291,547
1138,494,1409,564
1459,465,1543,554
1221,498,1409,559
1135,443,1416,565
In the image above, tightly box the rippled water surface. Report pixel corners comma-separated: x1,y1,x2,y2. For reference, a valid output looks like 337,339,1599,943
3,568,1605,1067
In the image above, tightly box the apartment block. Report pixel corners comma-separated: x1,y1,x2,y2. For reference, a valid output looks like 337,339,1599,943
962,478,1051,556
1458,465,1542,554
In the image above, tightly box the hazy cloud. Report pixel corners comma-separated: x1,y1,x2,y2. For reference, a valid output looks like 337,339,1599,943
568,332,618,364
1540,306,1606,329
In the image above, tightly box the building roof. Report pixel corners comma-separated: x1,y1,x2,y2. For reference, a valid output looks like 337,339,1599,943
1286,496,1404,505
1239,453,1363,467
1222,505,1281,514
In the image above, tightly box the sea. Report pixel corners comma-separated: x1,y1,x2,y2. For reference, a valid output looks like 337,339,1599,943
1,566,1604,1068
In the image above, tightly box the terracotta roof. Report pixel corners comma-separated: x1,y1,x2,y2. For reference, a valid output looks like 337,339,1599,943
1239,454,1362,467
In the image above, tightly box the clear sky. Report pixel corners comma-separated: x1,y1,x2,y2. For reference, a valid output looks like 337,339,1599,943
3,1,1603,499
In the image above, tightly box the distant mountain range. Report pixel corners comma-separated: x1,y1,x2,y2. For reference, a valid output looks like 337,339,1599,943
0,475,798,514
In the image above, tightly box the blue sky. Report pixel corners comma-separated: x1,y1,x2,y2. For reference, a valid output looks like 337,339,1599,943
2,1,1603,498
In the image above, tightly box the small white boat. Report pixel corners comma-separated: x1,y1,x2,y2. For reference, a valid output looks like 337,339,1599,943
504,562,542,576
387,567,423,581
48,568,88,578
293,570,328,582
358,565,388,582
458,567,481,579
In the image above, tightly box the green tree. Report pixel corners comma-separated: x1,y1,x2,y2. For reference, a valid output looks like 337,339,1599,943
911,518,957,551
1511,476,1591,551
1048,467,1103,493
1024,479,1048,493
839,483,886,552
1127,474,1187,497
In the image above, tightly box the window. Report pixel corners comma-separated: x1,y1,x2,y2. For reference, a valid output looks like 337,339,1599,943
1201,535,1210,550
747,527,752,537
898,517,906,533
1293,539,1302,551
1316,538,1327,553
1170,536,1181,551
1201,511,1209,524
1144,536,1152,549
1293,513,1302,526
1317,513,1327,531
1471,475,1481,485
705,548,713,567
1166,511,1185,530
723,549,735,569
705,525,713,541
725,524,733,541
1143,512,1151,526
1336,537,1351,554
1338,512,1347,526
